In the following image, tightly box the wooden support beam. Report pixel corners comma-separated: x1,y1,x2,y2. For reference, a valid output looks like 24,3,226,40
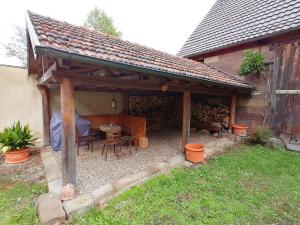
276,90,300,94
60,78,76,186
38,62,57,85
53,70,234,96
182,90,191,153
229,95,237,131
39,86,51,146
122,93,129,114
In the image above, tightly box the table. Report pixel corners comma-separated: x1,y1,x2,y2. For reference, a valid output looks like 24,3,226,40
99,124,121,132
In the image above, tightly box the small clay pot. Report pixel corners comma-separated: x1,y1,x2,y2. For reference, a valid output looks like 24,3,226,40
185,143,205,163
4,148,30,164
232,124,248,136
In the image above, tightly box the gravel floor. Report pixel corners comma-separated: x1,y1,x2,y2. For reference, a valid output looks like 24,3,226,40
0,149,42,176
53,130,228,194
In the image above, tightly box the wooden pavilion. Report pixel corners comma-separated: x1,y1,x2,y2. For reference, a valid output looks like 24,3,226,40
26,11,254,186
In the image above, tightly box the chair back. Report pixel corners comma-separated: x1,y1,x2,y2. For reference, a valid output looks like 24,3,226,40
106,129,120,144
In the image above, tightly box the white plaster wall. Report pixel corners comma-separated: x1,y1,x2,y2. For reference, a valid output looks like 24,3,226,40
49,89,124,115
0,65,43,143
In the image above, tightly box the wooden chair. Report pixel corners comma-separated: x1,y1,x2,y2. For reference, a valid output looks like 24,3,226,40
120,127,140,154
76,128,97,156
102,129,121,161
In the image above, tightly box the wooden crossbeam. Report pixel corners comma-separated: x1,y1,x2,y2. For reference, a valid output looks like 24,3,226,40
276,90,300,94
38,62,57,85
53,69,235,96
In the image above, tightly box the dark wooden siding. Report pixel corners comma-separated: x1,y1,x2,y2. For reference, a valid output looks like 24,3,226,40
271,41,300,143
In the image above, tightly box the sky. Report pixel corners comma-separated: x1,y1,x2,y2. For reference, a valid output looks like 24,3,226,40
0,0,216,66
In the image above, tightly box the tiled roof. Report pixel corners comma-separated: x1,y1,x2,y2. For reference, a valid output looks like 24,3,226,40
178,0,300,57
26,11,253,89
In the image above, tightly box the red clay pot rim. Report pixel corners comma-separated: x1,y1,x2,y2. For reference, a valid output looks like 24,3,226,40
185,143,204,152
233,124,248,129
5,148,29,154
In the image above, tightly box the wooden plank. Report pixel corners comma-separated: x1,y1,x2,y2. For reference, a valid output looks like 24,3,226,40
229,95,237,130
60,78,76,186
39,86,51,146
276,90,300,94
123,93,129,114
38,62,57,85
182,90,191,153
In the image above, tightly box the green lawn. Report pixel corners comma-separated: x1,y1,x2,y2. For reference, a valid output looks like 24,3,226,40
74,145,300,225
0,182,47,225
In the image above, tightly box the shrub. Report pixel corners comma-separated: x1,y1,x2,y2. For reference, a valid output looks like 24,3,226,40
248,126,272,145
239,50,266,76
0,121,37,154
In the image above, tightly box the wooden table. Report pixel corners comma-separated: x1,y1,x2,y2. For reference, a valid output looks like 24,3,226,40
99,124,121,132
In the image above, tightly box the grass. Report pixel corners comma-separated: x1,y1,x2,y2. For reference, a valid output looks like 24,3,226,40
73,145,300,225
0,182,47,225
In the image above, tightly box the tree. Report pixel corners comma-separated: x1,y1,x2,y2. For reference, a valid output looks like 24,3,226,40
84,7,122,37
5,26,27,66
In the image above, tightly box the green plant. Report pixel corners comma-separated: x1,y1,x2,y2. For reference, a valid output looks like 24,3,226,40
248,126,271,145
239,50,266,76
0,121,36,154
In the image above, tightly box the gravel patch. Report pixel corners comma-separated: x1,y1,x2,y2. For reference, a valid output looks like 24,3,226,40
53,130,231,194
0,149,42,176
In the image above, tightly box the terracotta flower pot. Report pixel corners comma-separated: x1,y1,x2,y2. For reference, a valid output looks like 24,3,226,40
232,124,248,136
4,148,30,164
185,143,205,163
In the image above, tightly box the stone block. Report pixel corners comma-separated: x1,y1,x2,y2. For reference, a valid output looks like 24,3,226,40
63,194,94,219
184,161,194,167
150,162,169,171
48,179,63,195
37,192,65,225
91,183,115,204
167,155,186,167
114,169,153,192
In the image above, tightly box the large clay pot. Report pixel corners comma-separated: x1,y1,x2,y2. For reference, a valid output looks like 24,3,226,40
4,148,30,164
185,143,205,163
232,124,248,136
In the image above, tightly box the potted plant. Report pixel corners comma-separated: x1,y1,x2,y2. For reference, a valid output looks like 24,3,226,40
239,50,266,76
0,121,37,164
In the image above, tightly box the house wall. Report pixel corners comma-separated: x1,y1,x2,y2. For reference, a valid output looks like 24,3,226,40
202,45,274,128
49,89,124,115
0,65,44,143
0,65,124,144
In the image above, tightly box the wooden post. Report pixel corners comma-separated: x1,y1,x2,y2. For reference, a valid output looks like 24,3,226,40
123,93,129,114
60,78,76,186
39,86,51,146
182,90,191,153
229,95,237,131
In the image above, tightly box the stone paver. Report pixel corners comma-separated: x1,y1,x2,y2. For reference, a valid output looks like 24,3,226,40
63,193,95,219
37,192,65,225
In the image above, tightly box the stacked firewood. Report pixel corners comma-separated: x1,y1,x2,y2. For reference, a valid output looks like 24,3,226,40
129,96,229,131
129,96,182,130
192,102,229,124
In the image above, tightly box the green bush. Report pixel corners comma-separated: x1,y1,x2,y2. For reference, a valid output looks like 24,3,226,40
248,126,272,145
239,50,266,76
0,121,37,154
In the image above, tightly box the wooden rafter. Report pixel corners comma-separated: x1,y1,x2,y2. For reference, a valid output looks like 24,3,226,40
38,62,57,85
